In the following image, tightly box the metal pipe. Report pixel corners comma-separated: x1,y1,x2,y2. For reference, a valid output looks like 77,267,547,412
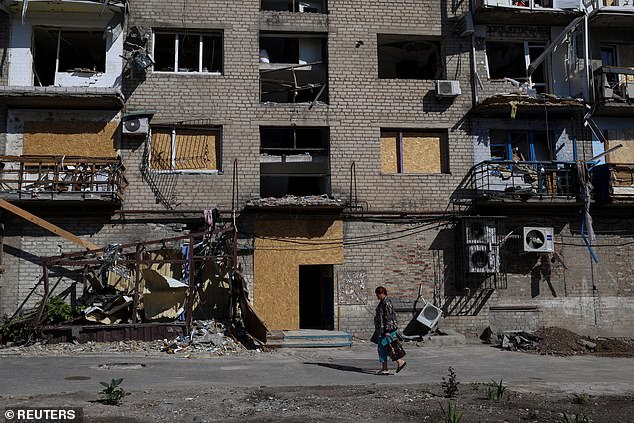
185,235,195,331
584,12,591,102
131,244,142,324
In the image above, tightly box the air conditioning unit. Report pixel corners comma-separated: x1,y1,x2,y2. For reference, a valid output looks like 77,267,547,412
457,12,474,37
122,117,149,136
467,244,499,273
464,218,497,245
523,227,554,253
436,80,461,97
416,302,443,329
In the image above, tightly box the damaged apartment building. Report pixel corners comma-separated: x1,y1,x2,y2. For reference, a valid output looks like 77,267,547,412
0,0,632,344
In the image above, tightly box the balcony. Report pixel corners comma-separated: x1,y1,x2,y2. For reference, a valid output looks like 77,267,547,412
474,0,582,24
593,66,634,115
467,160,579,204
592,163,634,204
0,156,127,203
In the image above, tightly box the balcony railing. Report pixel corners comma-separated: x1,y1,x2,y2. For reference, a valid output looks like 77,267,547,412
480,0,581,10
0,156,127,202
590,0,634,9
470,160,578,201
594,66,634,103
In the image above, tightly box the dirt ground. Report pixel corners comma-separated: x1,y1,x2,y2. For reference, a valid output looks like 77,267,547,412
3,381,633,423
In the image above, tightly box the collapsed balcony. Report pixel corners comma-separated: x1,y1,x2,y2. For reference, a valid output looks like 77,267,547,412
0,156,127,202
592,163,634,204
473,0,582,24
593,66,634,114
469,160,579,202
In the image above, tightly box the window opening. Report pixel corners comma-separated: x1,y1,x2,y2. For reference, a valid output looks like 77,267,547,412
489,130,552,161
260,126,330,197
32,28,106,86
486,41,548,93
377,34,442,80
150,127,222,171
380,129,449,174
153,31,223,73
261,0,326,13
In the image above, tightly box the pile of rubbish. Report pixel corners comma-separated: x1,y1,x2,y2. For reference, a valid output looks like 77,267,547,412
484,326,634,357
160,320,247,355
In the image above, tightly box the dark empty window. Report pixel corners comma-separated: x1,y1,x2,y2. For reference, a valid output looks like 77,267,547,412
489,130,552,161
153,31,223,73
486,41,547,92
32,28,106,86
261,0,326,13
377,34,442,80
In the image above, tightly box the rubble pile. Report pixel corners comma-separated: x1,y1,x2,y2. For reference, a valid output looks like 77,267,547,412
494,327,634,357
246,194,345,208
0,339,165,356
161,320,246,356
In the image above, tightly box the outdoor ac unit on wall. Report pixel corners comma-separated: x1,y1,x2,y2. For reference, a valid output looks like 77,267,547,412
467,244,499,273
416,302,443,329
435,80,461,97
122,117,149,136
523,227,554,253
464,218,497,245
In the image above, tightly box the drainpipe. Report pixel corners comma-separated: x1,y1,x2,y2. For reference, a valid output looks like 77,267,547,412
584,12,592,104
469,0,478,108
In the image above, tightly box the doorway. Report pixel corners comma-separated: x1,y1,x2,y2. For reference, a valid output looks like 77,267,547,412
299,264,334,330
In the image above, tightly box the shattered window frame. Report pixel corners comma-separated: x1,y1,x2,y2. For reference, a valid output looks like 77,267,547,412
149,126,223,173
485,40,548,93
379,129,450,174
32,27,107,86
377,34,443,80
152,30,223,74
489,129,554,162
260,0,327,13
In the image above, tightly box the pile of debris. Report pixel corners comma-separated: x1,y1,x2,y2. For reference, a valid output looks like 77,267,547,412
160,320,246,356
246,194,345,208
487,327,634,357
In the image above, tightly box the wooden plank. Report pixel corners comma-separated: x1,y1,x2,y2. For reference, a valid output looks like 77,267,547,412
0,199,100,251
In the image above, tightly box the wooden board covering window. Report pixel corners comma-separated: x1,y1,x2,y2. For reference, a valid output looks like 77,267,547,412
607,130,634,164
380,131,399,173
23,121,118,157
150,129,173,170
174,129,219,170
402,132,443,173
253,218,344,331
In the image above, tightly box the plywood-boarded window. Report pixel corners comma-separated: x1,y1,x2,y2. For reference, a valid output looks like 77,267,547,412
380,129,448,174
150,127,221,171
606,130,634,164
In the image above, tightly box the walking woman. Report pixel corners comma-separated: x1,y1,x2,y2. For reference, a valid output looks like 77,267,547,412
374,286,406,375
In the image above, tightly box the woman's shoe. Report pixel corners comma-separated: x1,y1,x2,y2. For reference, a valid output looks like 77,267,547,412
396,361,407,373
376,370,390,375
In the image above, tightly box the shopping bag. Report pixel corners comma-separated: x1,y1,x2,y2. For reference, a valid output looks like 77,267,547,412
386,336,406,361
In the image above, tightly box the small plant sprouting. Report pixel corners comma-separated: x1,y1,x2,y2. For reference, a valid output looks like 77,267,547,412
485,378,508,402
573,393,591,405
440,401,463,423
560,411,593,423
98,378,130,406
442,366,460,398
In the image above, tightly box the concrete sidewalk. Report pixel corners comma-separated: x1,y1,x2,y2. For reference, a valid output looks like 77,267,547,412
0,343,632,397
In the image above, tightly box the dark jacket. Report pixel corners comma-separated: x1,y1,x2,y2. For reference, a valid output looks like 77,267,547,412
374,297,398,336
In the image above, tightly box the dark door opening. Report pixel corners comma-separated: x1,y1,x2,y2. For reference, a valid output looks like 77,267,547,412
299,264,334,330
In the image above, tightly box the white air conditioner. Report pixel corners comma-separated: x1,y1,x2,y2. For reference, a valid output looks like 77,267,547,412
467,244,499,273
523,227,554,253
122,117,149,136
464,218,496,245
436,80,461,97
416,302,443,329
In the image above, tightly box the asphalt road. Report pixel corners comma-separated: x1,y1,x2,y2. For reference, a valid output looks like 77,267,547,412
1,343,633,397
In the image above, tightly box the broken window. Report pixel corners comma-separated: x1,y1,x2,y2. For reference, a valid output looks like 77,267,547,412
377,35,442,80
260,126,330,197
33,28,106,86
153,31,223,73
489,130,553,161
259,33,328,103
486,41,547,92
380,129,449,174
150,127,222,171
261,0,326,12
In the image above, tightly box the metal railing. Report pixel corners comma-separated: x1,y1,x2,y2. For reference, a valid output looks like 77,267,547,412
480,0,582,10
594,66,634,103
470,160,579,200
0,155,127,201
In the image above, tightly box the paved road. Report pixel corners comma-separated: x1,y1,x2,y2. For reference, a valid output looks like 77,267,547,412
1,344,633,397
